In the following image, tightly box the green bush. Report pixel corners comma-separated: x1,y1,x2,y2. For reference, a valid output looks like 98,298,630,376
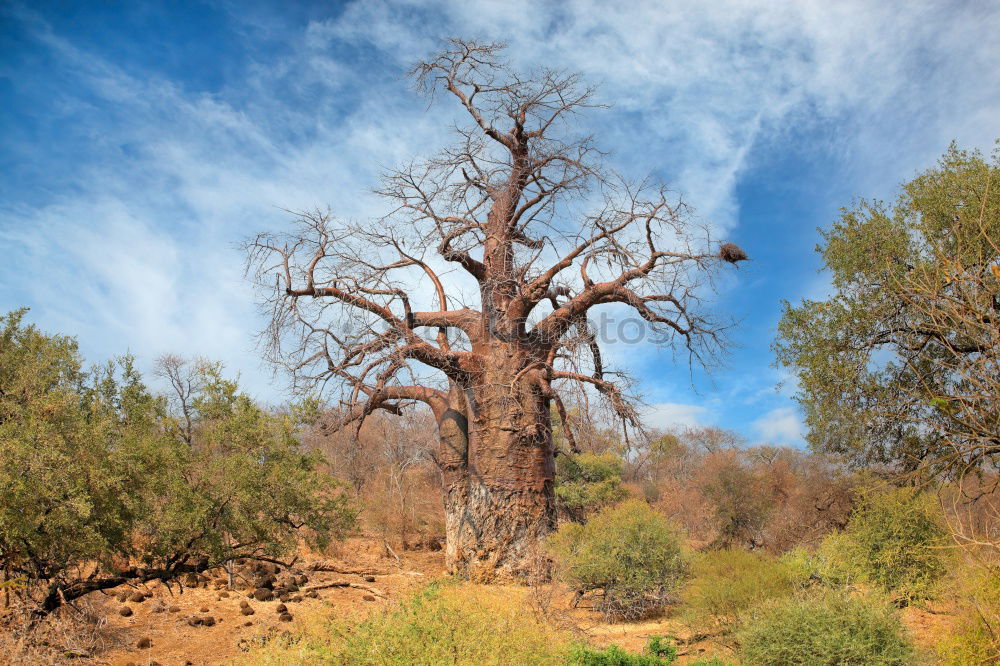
236,584,733,666
936,562,1000,665
242,580,571,665
339,582,570,665
818,486,949,601
568,637,677,665
548,500,687,621
645,636,677,661
555,452,628,520
737,591,913,665
0,310,354,613
779,546,821,579
682,549,803,633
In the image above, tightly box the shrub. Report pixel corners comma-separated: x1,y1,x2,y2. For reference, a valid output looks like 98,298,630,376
338,582,571,664
645,636,678,661
567,636,684,665
936,562,1000,665
238,593,725,666
737,591,913,665
568,641,672,665
555,452,628,521
779,545,821,578
241,580,572,665
682,549,803,633
818,486,949,601
548,500,687,621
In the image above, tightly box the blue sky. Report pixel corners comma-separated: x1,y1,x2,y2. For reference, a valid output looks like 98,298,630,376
2,0,998,446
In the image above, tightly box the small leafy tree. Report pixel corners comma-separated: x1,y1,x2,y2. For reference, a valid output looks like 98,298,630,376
151,358,354,567
555,452,628,521
775,143,999,481
682,549,803,634
699,451,772,549
548,500,687,620
818,486,949,602
0,310,354,613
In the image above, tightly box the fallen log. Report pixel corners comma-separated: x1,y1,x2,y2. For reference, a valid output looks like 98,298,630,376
308,562,423,577
303,580,387,597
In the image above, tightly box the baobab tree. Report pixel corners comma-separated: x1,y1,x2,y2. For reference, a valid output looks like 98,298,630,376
246,40,746,579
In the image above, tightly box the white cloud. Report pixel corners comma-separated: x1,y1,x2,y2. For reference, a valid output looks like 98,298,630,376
753,406,805,445
642,402,708,430
1,0,997,406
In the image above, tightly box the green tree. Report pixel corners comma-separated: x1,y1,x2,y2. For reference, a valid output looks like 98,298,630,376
555,452,628,521
682,549,803,634
819,486,949,602
699,452,772,549
0,310,354,613
775,143,1000,479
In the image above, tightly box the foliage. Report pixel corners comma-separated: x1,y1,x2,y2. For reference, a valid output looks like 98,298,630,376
778,546,824,581
548,500,688,621
568,636,678,665
818,486,949,601
681,549,804,633
642,434,856,551
775,143,1000,478
737,591,913,665
244,580,572,665
567,644,662,666
235,582,733,666
335,582,570,665
0,310,159,610
645,636,677,661
0,310,353,612
936,561,1000,664
151,360,355,564
555,452,628,520
697,453,772,549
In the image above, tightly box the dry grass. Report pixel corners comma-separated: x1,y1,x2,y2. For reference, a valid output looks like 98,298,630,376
230,580,574,666
0,596,114,664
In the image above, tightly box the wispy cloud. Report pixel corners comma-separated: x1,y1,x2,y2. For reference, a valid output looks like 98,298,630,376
1,0,997,417
642,402,709,430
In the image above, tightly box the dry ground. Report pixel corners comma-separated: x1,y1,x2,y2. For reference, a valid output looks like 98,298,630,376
2,537,955,665
2,538,439,665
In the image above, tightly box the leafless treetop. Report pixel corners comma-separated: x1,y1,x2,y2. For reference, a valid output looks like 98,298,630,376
245,39,742,438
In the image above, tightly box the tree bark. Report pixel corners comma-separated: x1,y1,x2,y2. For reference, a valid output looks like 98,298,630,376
437,358,556,580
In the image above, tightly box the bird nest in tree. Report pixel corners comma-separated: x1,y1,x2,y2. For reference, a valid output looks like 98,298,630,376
719,243,748,264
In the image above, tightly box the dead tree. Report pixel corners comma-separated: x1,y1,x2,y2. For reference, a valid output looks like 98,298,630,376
245,40,745,580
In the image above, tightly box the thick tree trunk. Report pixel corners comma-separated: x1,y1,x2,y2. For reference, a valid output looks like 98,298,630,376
436,367,557,581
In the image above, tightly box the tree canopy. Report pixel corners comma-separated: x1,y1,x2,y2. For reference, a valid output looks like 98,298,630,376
775,143,999,482
0,309,354,613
